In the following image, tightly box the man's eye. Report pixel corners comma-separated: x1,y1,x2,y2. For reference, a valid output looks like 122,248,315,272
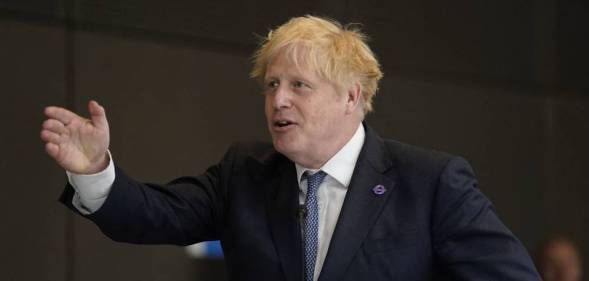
267,80,279,89
293,81,306,88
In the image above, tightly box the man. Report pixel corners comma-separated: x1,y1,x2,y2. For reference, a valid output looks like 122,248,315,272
536,237,583,281
41,16,541,281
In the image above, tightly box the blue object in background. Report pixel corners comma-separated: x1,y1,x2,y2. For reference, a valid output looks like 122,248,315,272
185,240,224,259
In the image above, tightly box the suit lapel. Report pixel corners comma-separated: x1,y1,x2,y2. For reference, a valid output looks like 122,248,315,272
318,125,398,281
261,156,303,281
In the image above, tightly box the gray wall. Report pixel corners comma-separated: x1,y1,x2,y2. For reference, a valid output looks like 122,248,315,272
1,20,68,280
1,1,587,280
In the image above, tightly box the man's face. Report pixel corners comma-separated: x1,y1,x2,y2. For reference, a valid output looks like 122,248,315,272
263,51,353,168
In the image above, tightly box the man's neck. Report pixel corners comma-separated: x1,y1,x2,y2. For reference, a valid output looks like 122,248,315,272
294,121,363,169
295,123,365,186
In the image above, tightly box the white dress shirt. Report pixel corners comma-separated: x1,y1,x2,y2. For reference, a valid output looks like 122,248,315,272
68,124,365,280
67,151,114,215
295,124,365,280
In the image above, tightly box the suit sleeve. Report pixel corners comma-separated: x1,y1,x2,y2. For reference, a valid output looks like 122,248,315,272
59,145,236,246
432,157,541,281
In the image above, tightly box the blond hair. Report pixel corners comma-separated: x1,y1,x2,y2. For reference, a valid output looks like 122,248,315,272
250,15,383,114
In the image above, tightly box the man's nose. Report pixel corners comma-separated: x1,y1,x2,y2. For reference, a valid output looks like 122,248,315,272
272,86,292,109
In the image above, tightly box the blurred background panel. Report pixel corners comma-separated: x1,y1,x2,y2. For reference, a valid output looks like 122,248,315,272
0,0,587,280
0,16,68,281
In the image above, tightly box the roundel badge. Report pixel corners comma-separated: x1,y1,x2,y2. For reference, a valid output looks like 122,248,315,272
372,184,386,195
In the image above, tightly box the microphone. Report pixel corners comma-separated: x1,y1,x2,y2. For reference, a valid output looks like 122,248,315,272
297,204,307,219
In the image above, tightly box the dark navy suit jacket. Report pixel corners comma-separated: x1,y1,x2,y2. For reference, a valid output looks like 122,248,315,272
60,124,541,281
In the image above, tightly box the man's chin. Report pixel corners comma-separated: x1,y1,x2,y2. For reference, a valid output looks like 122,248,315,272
272,139,296,157
272,140,287,154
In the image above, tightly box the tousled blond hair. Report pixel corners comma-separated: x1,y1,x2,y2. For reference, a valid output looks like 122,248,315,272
250,15,383,114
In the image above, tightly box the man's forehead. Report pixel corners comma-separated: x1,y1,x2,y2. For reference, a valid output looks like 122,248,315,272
265,51,317,79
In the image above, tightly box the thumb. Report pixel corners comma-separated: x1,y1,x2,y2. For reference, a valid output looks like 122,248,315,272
88,100,109,130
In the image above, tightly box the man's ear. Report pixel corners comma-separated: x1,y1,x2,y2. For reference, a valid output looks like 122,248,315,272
345,81,362,115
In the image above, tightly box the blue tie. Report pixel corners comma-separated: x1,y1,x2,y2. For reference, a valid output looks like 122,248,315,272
303,171,327,281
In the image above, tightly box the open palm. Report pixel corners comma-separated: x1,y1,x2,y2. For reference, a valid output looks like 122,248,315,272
41,100,110,174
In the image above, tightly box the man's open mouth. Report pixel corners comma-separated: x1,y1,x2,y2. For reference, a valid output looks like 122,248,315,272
275,120,293,127
273,119,297,130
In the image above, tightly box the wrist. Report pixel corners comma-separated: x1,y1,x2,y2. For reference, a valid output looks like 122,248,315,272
86,152,110,174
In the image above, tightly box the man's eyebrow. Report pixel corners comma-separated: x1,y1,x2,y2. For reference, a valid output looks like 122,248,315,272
291,74,315,84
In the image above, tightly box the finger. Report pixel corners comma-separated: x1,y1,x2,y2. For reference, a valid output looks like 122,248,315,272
42,119,67,134
44,106,78,126
45,142,59,159
88,100,109,130
40,129,61,144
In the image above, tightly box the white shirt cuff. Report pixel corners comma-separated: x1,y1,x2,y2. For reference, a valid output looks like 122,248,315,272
66,151,115,214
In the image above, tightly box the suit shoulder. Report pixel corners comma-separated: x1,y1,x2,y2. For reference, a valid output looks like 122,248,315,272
225,141,283,164
382,139,456,173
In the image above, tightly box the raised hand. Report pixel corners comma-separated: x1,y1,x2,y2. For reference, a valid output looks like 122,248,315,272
41,100,111,174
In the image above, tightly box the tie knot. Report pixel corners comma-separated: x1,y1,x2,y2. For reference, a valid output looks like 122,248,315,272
306,171,327,193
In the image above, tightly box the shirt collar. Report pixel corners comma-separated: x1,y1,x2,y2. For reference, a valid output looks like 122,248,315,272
295,123,365,187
